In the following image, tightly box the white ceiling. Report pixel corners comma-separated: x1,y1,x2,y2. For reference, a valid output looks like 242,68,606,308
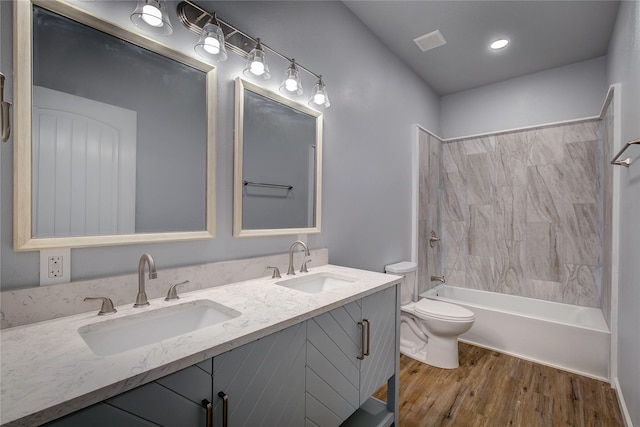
343,1,621,95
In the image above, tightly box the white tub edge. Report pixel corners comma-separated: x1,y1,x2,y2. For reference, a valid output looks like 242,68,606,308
458,338,608,382
423,285,611,381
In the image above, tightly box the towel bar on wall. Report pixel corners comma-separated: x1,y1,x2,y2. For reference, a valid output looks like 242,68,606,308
243,180,293,190
611,139,640,167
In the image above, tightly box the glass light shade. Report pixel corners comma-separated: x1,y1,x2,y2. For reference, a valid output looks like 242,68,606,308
243,39,271,80
131,0,173,36
194,22,228,62
308,77,330,109
279,60,303,96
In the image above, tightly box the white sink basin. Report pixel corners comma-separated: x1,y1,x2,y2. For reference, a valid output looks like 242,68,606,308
78,300,241,356
276,272,355,294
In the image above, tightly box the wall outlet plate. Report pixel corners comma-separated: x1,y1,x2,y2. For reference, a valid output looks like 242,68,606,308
40,248,71,286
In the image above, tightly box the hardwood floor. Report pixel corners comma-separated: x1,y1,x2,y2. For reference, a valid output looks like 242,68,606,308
374,343,624,427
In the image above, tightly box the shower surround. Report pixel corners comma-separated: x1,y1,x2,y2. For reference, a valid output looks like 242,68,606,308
418,119,606,308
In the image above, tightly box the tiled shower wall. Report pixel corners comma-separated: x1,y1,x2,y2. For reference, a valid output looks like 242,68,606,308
425,120,605,307
417,129,442,297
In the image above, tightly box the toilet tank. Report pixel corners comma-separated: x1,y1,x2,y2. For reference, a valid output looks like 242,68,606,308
385,261,417,305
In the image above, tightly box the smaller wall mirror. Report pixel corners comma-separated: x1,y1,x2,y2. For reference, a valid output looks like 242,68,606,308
234,78,322,237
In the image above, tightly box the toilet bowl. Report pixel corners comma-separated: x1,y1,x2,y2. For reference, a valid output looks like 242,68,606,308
400,300,474,369
385,261,475,369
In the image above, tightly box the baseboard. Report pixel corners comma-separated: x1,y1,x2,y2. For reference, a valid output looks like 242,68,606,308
613,377,634,427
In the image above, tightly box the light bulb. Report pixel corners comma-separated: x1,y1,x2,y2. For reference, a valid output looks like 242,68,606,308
203,36,220,54
313,93,326,105
141,4,163,27
285,78,298,92
243,38,270,79
308,76,329,108
250,61,265,76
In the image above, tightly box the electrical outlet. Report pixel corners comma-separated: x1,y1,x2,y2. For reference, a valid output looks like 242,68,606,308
48,256,63,278
40,248,71,286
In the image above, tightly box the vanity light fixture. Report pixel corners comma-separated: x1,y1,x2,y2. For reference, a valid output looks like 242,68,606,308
131,0,173,36
490,39,509,50
309,76,330,109
194,13,227,62
279,59,303,96
176,0,330,108
243,38,271,79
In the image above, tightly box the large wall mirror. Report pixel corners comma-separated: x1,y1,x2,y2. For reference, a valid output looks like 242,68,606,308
14,0,217,251
233,78,322,237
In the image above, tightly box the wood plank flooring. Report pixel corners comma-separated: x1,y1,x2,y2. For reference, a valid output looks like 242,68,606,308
373,343,624,426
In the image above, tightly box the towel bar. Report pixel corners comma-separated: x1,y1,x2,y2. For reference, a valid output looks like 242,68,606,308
611,139,640,167
243,180,293,190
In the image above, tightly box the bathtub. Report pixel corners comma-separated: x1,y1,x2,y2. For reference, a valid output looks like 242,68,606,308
421,285,611,380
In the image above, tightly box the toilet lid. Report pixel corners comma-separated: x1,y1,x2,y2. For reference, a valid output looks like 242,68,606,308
415,298,475,321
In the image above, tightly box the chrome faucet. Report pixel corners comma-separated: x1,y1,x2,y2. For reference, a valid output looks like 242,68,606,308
287,240,310,275
134,253,157,307
431,275,446,283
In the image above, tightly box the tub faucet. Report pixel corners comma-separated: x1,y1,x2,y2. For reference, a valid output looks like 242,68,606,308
287,240,310,275
135,253,157,307
431,275,446,283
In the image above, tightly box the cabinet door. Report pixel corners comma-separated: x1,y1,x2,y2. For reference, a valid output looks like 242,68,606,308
106,362,212,427
360,286,397,405
43,402,158,427
212,322,306,427
305,287,398,426
305,300,362,426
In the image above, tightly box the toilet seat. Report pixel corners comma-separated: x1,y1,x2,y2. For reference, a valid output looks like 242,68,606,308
415,299,475,322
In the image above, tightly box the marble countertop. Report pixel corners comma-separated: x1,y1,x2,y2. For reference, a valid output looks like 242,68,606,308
0,265,401,426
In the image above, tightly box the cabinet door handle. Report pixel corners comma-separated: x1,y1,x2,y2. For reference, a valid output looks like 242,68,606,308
363,319,371,356
218,391,229,427
357,321,365,360
201,399,212,427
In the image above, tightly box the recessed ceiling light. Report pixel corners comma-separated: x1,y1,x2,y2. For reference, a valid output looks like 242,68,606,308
490,39,509,50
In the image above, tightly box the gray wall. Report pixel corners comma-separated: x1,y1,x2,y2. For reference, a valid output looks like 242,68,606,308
0,1,440,289
440,57,608,139
607,1,640,425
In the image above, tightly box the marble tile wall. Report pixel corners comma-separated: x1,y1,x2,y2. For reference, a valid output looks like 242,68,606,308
417,129,442,295
439,120,604,307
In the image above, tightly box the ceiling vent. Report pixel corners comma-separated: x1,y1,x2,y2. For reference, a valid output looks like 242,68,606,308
413,30,446,52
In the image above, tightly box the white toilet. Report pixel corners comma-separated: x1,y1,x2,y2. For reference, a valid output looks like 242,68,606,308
385,261,475,369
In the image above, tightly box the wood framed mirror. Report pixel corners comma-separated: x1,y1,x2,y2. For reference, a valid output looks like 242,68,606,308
14,0,217,251
233,78,322,237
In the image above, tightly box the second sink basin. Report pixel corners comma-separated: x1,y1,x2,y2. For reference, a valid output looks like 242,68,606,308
78,299,241,356
276,272,355,293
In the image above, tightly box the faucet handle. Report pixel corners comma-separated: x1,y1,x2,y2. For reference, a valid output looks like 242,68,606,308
300,259,312,273
429,231,441,248
84,297,117,316
165,280,189,301
267,266,281,279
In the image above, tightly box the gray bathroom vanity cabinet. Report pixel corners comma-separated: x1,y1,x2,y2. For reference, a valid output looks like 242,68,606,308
44,286,398,427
